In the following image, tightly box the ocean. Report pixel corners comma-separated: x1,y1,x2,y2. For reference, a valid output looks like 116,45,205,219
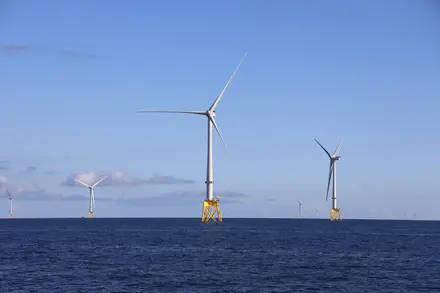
0,218,439,292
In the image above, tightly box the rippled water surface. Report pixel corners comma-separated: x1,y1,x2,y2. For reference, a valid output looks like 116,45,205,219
0,218,439,292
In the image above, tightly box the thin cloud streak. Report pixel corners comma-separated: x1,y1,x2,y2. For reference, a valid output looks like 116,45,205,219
1,45,30,54
117,190,250,206
19,166,37,175
0,160,10,170
63,50,97,60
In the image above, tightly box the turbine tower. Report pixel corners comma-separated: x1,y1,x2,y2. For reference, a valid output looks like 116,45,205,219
5,188,13,218
137,53,247,223
75,176,107,217
314,138,343,221
297,200,303,219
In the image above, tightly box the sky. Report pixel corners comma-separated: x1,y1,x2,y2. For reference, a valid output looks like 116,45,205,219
1,0,439,219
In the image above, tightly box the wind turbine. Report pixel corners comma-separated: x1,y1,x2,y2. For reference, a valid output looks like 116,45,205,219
297,200,303,219
316,208,320,218
137,53,247,223
314,138,343,221
75,176,107,217
5,188,13,218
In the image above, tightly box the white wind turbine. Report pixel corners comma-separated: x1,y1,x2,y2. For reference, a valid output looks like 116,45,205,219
137,53,247,222
5,188,13,218
75,176,107,217
297,200,303,219
314,138,343,220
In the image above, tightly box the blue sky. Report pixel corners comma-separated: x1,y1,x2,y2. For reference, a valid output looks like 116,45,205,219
1,0,439,219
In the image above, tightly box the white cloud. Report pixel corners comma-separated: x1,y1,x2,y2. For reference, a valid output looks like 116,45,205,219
62,171,195,187
0,176,8,187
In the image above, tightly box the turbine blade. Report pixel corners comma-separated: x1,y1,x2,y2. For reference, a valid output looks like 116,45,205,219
332,140,343,157
5,187,11,199
326,162,334,201
136,110,205,115
314,139,332,159
92,176,107,188
209,52,248,111
209,115,228,151
75,179,91,188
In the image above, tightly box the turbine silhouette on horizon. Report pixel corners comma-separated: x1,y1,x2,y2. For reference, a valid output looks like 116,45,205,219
315,138,343,221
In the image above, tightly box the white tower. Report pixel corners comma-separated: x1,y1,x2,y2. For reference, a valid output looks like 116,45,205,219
297,200,303,219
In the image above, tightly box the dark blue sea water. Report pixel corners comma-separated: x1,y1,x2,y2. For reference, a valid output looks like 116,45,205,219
0,218,439,293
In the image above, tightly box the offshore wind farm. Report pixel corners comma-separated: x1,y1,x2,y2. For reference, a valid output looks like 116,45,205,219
2,2,440,293
1,2,439,223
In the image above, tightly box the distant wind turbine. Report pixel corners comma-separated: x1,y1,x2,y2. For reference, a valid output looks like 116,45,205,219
75,176,107,217
137,53,248,223
5,188,13,218
297,200,303,219
314,138,343,221
316,208,320,218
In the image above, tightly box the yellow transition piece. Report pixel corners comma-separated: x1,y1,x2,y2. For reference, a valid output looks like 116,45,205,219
201,200,222,223
330,208,342,221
